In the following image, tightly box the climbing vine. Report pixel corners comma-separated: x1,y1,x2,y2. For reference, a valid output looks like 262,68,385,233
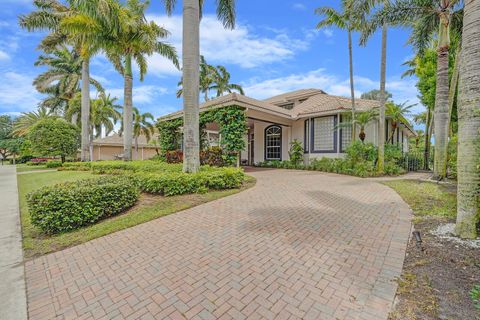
157,106,248,165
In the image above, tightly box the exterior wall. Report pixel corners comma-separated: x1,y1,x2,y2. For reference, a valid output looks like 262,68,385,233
92,146,158,161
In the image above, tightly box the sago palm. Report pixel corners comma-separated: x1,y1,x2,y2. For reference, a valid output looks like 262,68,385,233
104,0,178,161
455,0,480,239
366,0,463,179
160,0,236,173
316,0,366,142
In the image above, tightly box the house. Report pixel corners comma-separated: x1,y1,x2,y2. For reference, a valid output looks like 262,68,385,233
160,89,416,165
91,133,159,161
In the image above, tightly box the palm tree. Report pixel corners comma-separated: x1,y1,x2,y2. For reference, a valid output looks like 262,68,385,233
337,110,378,142
386,101,415,144
12,107,58,137
33,45,104,120
177,56,217,102
104,0,178,161
132,108,155,152
161,0,236,173
316,0,365,142
367,0,463,179
357,0,391,173
210,65,245,97
455,0,480,239
20,0,120,162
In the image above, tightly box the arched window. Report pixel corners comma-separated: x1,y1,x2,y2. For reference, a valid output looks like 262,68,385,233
265,125,282,160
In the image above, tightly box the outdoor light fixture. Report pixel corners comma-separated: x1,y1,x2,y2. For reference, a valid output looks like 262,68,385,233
413,230,424,251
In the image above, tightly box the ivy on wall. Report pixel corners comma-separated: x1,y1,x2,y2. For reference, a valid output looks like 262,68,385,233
157,106,248,165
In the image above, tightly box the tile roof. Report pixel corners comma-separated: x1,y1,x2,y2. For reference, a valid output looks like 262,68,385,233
263,88,327,105
292,93,379,117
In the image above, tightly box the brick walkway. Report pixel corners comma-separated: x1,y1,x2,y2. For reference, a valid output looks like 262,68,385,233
26,170,411,320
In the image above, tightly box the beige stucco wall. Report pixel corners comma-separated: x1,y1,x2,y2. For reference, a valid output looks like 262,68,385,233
92,146,158,161
252,120,290,164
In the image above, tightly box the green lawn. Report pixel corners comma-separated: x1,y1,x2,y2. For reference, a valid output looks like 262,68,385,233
383,180,457,218
16,163,51,172
18,170,255,258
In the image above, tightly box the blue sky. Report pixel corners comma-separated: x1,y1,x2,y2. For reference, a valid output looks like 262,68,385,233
0,0,423,121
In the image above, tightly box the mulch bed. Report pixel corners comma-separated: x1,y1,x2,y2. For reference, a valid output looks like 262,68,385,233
389,216,480,320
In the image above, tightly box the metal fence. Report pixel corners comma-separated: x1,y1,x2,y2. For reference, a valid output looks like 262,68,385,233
398,150,434,172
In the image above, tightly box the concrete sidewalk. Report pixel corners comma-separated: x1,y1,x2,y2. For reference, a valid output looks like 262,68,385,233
0,165,27,320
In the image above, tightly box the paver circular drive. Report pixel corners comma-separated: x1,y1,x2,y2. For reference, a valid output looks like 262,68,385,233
26,169,411,320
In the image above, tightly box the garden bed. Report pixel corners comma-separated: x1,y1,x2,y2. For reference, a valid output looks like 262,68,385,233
18,165,254,258
384,180,480,320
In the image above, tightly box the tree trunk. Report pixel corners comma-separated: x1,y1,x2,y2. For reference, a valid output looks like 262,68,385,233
455,0,480,239
423,108,432,170
89,126,94,162
378,24,387,173
123,54,133,161
433,16,451,180
182,0,201,173
448,46,461,136
348,29,356,141
81,59,90,161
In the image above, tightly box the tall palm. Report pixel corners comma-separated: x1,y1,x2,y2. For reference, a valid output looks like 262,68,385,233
367,0,463,179
337,110,378,142
33,45,104,118
13,106,58,137
91,93,122,138
20,0,119,162
455,0,480,239
316,0,365,142
357,0,391,173
104,0,178,161
210,65,245,97
161,0,236,173
386,101,415,144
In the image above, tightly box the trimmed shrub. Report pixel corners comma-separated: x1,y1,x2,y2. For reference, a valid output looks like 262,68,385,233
45,160,63,168
200,146,225,167
132,168,245,196
28,176,140,234
60,162,92,171
166,150,183,164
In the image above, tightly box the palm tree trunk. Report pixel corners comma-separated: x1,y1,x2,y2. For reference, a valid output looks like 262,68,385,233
123,54,133,161
182,0,201,173
378,24,387,173
81,58,90,161
455,0,480,239
423,108,432,170
433,17,451,180
89,126,94,161
448,46,461,136
348,29,356,141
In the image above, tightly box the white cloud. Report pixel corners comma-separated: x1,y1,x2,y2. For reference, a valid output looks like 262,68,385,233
0,72,41,113
243,69,421,111
146,14,314,69
105,85,168,105
0,50,10,61
322,29,334,38
293,3,307,10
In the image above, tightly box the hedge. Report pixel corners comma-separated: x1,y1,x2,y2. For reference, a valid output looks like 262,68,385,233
131,168,245,196
61,160,182,174
28,176,140,234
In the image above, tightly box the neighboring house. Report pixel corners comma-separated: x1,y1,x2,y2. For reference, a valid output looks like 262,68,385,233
160,89,415,165
92,133,159,161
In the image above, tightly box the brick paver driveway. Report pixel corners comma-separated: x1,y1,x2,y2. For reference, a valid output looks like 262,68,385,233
26,169,411,320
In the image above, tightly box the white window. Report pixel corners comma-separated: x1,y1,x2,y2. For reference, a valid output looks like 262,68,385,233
265,125,282,160
313,116,335,152
340,115,352,152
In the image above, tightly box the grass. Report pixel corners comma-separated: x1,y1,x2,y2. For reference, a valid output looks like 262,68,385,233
16,163,51,173
383,180,456,219
18,170,255,259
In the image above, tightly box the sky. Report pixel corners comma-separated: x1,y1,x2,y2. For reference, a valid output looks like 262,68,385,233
0,0,424,122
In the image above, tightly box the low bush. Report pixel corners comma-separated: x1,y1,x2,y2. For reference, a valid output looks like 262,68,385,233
256,141,404,177
45,160,63,168
60,162,92,171
165,150,183,164
27,158,50,165
132,167,245,196
200,146,225,167
28,176,140,234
